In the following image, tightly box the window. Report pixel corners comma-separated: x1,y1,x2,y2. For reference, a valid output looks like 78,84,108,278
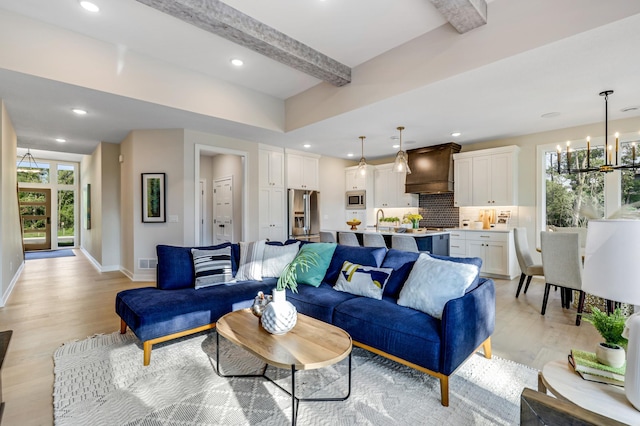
17,160,50,184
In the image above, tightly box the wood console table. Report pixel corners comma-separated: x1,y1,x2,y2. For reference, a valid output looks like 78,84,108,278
0,330,12,425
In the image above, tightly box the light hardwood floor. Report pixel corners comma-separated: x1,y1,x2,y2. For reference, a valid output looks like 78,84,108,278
0,251,601,425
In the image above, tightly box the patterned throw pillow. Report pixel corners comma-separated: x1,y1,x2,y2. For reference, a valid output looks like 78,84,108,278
235,240,267,281
262,241,300,278
397,253,479,319
191,247,234,289
334,261,393,300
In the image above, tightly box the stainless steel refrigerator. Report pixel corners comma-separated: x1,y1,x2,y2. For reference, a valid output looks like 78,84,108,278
288,189,320,242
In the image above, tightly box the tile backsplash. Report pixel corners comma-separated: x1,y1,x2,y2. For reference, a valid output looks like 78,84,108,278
418,193,459,228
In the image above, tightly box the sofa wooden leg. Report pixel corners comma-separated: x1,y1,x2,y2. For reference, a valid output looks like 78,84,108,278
120,319,127,334
143,341,152,366
440,377,449,407
482,337,492,359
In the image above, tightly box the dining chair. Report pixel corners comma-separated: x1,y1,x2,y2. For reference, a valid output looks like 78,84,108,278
540,231,586,326
319,231,336,243
514,227,544,298
338,232,360,247
363,233,387,248
391,235,419,253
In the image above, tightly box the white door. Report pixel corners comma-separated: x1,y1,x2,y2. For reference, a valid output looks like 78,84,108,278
199,179,207,245
213,177,233,244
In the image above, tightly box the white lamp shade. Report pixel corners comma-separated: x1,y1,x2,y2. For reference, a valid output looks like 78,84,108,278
583,219,640,305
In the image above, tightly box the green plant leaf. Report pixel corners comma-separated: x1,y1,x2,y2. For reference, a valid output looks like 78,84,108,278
583,306,628,347
276,248,320,293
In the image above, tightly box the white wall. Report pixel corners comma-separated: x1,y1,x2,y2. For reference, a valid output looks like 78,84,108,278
318,156,351,230
0,100,24,306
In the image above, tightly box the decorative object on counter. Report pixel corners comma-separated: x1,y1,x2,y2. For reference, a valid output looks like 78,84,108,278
480,209,495,230
251,291,272,318
405,213,423,229
462,219,470,228
473,221,483,230
584,307,628,368
261,248,320,335
357,136,368,176
346,218,361,230
582,219,640,410
393,126,411,174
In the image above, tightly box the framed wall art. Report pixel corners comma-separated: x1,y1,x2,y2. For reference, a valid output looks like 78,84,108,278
141,173,166,223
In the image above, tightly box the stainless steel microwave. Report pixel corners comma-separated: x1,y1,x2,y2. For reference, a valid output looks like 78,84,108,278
346,190,366,209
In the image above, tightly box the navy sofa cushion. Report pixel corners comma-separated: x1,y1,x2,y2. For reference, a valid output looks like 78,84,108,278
323,245,387,285
286,283,358,323
157,243,237,290
333,297,441,372
380,249,420,299
116,278,276,342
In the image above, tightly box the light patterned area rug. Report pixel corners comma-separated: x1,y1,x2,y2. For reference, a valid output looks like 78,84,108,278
53,330,537,425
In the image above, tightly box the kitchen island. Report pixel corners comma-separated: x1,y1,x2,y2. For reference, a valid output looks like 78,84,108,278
324,228,450,256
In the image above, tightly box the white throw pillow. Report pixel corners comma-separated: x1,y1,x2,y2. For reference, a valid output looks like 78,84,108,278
397,253,479,319
235,240,266,281
334,261,393,300
262,242,300,278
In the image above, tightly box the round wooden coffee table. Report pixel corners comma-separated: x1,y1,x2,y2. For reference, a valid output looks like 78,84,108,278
215,309,352,425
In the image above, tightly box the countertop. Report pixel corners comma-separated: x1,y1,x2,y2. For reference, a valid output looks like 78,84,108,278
326,228,450,237
446,227,513,233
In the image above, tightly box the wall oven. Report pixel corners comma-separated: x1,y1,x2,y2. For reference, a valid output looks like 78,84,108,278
346,190,366,209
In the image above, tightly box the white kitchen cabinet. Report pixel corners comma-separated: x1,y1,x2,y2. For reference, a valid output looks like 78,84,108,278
286,153,319,190
258,187,286,241
259,149,284,188
449,229,518,279
453,146,519,207
345,167,367,191
374,164,418,208
448,230,467,257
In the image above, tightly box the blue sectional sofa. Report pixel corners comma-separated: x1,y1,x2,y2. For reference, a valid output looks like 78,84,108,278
116,241,495,406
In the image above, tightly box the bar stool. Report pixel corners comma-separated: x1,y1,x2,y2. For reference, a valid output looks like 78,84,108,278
338,232,360,247
391,235,419,253
319,231,336,243
363,233,386,248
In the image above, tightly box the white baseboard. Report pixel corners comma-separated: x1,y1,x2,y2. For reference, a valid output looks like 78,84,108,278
0,261,24,307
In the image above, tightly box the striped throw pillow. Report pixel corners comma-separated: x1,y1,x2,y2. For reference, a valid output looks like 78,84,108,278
191,247,234,289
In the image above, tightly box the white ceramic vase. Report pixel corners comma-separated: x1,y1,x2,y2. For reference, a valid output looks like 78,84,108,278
595,342,626,368
261,289,297,335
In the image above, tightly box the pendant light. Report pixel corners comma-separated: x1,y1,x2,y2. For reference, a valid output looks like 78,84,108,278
393,126,411,174
357,136,367,176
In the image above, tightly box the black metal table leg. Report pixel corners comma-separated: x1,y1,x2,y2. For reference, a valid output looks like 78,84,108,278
215,332,351,425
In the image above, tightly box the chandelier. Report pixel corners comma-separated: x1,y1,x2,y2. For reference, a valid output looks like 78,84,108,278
557,90,638,175
17,149,41,173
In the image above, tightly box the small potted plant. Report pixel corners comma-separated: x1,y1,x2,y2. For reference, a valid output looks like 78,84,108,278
583,306,628,368
261,249,319,335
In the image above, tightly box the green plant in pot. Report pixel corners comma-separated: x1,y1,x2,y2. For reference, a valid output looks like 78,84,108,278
584,306,628,368
261,248,319,335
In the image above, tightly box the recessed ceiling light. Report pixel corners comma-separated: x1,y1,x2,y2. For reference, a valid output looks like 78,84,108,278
55,138,66,143
541,112,561,118
79,1,100,13
392,144,400,149
230,58,244,67
72,108,87,115
347,153,354,157
451,132,461,137
621,106,640,113
303,143,311,148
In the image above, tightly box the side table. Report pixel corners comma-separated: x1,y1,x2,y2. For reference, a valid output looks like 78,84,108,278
539,359,639,425
0,330,12,425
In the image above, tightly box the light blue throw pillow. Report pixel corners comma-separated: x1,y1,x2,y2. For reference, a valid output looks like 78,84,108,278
397,253,479,319
295,243,337,287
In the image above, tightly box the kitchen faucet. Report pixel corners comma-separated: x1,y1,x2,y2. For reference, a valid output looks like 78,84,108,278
375,209,385,232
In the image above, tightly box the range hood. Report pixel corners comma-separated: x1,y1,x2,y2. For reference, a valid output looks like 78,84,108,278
405,143,461,194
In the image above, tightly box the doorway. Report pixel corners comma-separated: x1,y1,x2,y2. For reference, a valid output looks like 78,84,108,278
213,176,233,244
19,188,51,251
